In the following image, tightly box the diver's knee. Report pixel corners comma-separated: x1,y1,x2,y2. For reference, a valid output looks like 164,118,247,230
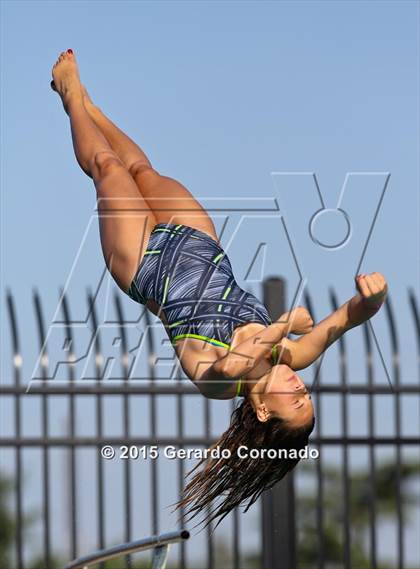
128,160,158,180
92,151,125,179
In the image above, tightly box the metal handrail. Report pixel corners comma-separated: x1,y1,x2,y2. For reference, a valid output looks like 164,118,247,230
62,529,190,569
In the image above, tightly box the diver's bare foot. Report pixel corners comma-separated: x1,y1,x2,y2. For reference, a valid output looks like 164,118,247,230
51,80,95,111
51,49,83,112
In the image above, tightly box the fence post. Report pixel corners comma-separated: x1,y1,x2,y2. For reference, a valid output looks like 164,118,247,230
261,277,296,569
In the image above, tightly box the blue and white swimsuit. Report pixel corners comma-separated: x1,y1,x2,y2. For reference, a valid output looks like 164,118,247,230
127,223,273,350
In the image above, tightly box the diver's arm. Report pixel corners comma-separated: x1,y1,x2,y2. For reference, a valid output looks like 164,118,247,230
278,273,388,370
195,320,290,399
194,371,238,400
195,306,313,399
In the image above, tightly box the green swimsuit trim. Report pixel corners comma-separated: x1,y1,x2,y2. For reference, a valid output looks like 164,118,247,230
171,333,230,349
172,333,280,398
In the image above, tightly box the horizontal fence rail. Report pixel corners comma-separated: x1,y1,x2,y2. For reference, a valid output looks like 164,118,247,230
1,279,420,569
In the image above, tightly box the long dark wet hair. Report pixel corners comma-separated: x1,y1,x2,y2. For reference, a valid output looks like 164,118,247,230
172,397,315,530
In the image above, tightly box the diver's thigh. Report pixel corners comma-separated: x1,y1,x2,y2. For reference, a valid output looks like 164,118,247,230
133,169,218,240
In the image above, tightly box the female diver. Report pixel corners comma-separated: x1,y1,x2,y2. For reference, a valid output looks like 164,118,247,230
51,50,388,528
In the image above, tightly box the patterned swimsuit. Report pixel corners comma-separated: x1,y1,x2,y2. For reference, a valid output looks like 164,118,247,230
127,223,274,350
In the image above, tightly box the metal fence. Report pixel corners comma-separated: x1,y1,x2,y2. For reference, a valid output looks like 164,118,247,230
1,278,419,569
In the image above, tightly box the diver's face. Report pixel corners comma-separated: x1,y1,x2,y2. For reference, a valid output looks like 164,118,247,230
256,364,314,428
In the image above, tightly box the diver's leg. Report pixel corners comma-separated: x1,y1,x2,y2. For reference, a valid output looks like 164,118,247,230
79,86,153,172
81,87,218,239
52,50,156,292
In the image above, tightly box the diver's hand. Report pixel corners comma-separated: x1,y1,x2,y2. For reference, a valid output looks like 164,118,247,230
279,306,314,335
355,272,388,309
347,272,388,327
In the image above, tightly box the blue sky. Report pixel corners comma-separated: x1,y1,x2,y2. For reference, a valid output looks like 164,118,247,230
1,0,419,566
